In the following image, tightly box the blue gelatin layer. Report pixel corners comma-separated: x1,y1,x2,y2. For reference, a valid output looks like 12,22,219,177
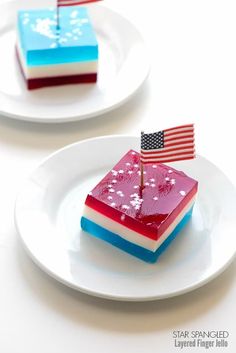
81,206,194,263
17,7,98,66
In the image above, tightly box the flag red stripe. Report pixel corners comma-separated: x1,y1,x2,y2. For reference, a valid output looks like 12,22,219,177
165,128,194,137
165,133,194,143
164,124,194,133
141,150,195,160
141,155,195,164
141,144,195,155
164,139,195,148
57,0,101,6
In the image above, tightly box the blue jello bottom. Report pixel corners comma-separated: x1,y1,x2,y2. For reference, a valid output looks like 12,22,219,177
81,206,194,263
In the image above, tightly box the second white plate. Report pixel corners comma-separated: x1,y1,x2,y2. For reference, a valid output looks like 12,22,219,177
0,0,149,122
15,136,236,301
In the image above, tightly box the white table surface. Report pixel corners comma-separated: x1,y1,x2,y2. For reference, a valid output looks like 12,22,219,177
0,0,236,352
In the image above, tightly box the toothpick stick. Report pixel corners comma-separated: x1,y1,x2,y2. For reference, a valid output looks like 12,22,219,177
140,161,144,189
140,130,145,190
56,2,60,32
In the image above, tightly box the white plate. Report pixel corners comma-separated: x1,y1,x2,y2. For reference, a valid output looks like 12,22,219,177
0,0,149,123
15,136,236,301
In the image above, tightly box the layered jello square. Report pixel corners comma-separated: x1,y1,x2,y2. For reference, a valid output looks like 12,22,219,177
16,6,98,89
81,150,198,263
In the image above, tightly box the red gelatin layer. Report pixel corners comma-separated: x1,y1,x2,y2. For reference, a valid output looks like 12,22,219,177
85,150,198,241
26,73,97,90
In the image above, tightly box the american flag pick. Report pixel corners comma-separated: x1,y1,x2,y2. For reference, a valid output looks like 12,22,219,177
139,124,195,189
57,0,101,6
140,124,195,164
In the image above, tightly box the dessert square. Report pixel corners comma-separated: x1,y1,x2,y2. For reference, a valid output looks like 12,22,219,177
81,150,198,263
16,6,98,89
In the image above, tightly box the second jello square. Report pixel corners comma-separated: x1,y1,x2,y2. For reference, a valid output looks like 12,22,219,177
16,6,98,89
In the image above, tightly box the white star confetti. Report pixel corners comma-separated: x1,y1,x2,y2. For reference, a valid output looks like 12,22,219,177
70,10,78,19
72,28,82,34
122,205,130,210
150,178,155,182
130,193,143,209
130,193,138,198
111,202,116,207
128,171,133,175
168,170,173,173
145,182,150,186
133,185,139,189
179,190,186,196
116,191,124,197
165,177,170,181
108,188,115,193
152,165,157,168
118,170,124,174
32,18,57,39
59,37,68,44
170,178,176,185
111,180,117,184
153,196,158,201
70,19,79,25
150,183,156,187
126,162,131,166
107,196,113,200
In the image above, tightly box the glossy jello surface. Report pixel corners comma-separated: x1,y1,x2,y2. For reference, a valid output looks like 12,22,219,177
17,7,98,66
85,150,198,239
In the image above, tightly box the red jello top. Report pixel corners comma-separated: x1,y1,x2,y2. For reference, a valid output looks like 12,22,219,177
85,150,198,240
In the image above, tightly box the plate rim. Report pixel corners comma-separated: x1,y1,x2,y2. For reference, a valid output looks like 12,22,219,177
14,135,236,301
0,1,150,123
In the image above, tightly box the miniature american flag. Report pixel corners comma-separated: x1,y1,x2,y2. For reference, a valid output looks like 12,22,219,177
57,0,101,6
140,124,195,164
